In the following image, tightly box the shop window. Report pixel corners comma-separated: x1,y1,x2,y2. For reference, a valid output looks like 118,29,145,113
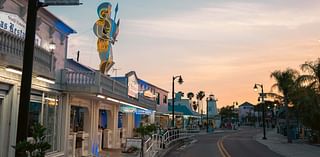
28,94,60,153
163,95,167,104
28,102,42,137
43,95,59,152
156,92,160,105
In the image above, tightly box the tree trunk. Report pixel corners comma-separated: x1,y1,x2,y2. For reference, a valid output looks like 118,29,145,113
285,96,292,143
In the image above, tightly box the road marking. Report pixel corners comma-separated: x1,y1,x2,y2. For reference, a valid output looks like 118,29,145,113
217,139,226,157
217,136,232,157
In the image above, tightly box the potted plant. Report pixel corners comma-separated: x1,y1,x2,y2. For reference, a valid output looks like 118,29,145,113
13,123,51,157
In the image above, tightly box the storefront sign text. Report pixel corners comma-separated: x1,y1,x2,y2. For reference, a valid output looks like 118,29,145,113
0,11,41,46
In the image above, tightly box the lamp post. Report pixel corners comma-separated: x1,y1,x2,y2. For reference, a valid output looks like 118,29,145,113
172,75,183,128
206,97,210,132
15,1,80,156
254,83,267,140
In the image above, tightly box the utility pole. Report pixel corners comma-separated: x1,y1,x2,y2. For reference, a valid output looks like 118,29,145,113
16,2,40,156
76,50,80,62
16,1,81,156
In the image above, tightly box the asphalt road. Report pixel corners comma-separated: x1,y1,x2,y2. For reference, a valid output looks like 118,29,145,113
223,127,283,157
166,132,224,157
166,127,283,157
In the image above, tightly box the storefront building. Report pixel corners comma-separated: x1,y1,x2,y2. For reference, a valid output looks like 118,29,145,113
113,71,158,140
137,78,169,129
0,0,76,157
62,65,158,156
168,93,200,129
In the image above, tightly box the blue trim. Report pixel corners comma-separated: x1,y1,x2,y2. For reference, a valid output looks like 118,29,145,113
168,105,194,115
54,20,76,35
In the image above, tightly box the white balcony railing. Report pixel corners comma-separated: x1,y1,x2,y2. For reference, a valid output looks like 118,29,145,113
0,29,56,77
62,70,128,97
143,129,200,157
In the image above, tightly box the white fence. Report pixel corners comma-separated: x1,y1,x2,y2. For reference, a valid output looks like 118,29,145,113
143,129,200,157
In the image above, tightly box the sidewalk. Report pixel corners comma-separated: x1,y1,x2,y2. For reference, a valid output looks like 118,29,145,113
255,129,320,157
99,149,139,157
99,129,224,157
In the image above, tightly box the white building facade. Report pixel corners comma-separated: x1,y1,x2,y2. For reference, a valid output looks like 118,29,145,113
0,0,75,156
238,102,255,125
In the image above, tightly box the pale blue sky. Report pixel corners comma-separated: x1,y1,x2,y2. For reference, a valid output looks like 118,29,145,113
49,0,320,107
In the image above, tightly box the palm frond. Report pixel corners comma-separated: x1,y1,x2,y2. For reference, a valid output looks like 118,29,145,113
270,83,279,93
301,61,316,75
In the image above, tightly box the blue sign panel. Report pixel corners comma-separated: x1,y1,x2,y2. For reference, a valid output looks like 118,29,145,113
136,109,152,115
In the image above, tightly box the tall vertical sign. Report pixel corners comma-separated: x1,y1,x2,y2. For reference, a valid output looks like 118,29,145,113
93,2,120,74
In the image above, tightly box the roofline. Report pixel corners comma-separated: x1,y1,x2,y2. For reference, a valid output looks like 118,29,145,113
138,79,169,93
39,7,77,34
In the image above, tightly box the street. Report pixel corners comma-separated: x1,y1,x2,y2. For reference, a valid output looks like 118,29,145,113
166,132,223,157
166,127,283,157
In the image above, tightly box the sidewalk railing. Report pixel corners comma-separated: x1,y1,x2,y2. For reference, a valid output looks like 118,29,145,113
143,128,200,157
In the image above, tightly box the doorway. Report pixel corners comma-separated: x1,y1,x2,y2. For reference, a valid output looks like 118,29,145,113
70,106,90,157
98,109,112,149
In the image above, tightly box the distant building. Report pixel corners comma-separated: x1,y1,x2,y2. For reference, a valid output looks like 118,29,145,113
238,102,255,124
168,93,200,129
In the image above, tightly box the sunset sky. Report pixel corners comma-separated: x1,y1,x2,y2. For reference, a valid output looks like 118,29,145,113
49,0,320,108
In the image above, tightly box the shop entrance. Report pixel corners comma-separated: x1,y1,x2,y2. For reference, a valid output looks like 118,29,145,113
70,106,90,156
98,109,112,149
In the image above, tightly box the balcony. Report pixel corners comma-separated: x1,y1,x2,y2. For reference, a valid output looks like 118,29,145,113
61,70,128,97
61,70,156,110
138,94,157,110
0,29,56,78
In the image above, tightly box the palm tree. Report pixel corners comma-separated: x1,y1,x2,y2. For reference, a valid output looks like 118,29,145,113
196,91,205,113
192,101,197,111
177,91,184,97
270,68,299,143
299,58,320,93
187,92,194,100
187,92,195,109
297,58,320,143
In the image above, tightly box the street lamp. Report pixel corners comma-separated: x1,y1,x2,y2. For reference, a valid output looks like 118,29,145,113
172,75,183,128
254,83,267,140
15,1,80,156
49,40,56,52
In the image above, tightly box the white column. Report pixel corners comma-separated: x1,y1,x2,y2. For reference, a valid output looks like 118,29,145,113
112,105,120,148
149,112,155,124
62,93,71,156
127,112,134,138
8,85,18,157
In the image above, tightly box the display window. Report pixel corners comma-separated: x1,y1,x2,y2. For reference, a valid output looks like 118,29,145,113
27,93,61,153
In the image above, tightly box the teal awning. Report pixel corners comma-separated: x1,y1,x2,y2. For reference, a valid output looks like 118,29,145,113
168,105,194,115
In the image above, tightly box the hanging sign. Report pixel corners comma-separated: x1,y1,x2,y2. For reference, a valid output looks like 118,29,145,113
128,73,139,99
